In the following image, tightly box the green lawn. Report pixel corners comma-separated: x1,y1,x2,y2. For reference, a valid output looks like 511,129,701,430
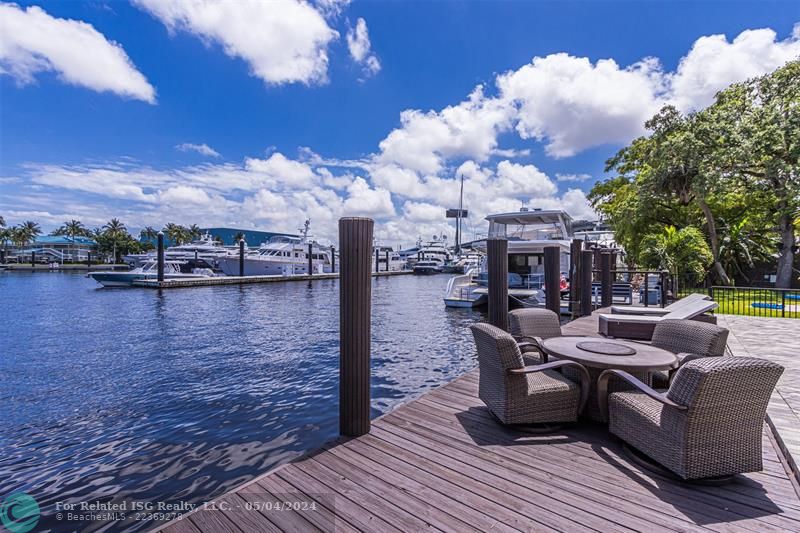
679,288,800,318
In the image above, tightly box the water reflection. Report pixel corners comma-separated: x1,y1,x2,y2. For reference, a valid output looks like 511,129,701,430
0,272,483,531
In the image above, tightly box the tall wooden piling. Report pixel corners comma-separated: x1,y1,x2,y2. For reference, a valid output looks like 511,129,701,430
87,252,91,267
600,252,613,308
487,238,509,331
580,250,593,316
239,239,245,277
544,246,561,316
375,248,380,273
569,239,583,316
339,217,373,437
157,232,165,282
385,250,390,272
331,246,336,273
31,251,35,267
308,243,313,274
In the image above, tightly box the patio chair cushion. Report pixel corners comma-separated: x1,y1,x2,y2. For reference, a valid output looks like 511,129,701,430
506,371,580,424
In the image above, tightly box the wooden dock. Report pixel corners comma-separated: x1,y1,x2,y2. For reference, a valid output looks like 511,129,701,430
132,270,412,289
160,313,800,532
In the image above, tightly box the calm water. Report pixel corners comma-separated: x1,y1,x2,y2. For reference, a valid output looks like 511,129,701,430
0,272,484,531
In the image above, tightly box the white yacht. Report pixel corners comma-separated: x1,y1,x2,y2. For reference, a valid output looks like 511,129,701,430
442,251,484,274
217,221,333,276
410,235,452,274
124,233,231,269
443,208,574,308
89,260,215,287
373,245,405,272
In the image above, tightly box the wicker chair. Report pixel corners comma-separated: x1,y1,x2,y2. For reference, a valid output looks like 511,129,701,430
649,319,729,388
508,308,562,365
471,323,589,426
598,357,783,481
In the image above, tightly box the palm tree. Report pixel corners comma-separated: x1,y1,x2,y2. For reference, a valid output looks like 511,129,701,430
18,221,41,245
140,226,158,241
163,223,190,245
0,215,5,228
233,231,245,243
188,224,202,240
103,219,128,263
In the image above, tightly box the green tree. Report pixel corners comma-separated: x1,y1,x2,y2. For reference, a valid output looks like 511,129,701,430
163,223,190,245
139,226,158,241
640,225,713,286
233,232,245,244
16,221,41,246
101,218,130,263
188,224,202,240
707,60,799,287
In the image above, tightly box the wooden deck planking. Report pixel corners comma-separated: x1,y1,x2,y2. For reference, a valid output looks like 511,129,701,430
164,311,800,533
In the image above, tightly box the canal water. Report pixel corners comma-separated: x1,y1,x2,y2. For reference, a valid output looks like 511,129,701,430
0,272,484,531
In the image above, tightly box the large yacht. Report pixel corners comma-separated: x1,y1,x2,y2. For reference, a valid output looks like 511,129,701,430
409,235,452,274
373,245,405,272
444,208,574,308
217,221,333,276
123,233,232,268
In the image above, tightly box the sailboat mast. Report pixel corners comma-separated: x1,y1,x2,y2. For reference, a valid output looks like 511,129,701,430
456,173,464,254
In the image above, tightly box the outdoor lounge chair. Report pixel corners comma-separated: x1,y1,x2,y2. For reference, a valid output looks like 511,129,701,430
609,292,711,316
649,319,729,388
598,357,783,481
471,323,590,426
508,308,562,364
598,299,718,340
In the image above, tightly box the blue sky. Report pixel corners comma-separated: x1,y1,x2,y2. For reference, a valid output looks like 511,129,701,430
1,0,799,243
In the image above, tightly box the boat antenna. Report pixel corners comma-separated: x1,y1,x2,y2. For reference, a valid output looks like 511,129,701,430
300,219,310,242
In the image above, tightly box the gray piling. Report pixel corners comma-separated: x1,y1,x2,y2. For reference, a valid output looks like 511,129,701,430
544,246,561,315
487,238,509,331
157,232,165,282
339,217,374,437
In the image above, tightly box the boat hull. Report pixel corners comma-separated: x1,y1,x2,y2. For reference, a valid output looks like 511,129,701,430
89,272,209,288
413,267,442,275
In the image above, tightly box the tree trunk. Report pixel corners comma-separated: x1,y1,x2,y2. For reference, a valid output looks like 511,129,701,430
776,212,795,289
697,197,731,285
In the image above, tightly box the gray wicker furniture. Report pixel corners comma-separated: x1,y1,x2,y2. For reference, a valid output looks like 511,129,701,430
470,323,590,426
650,319,730,388
541,336,678,422
598,357,784,481
508,308,562,364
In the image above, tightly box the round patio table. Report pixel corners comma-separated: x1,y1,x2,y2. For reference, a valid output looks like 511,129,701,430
541,336,678,422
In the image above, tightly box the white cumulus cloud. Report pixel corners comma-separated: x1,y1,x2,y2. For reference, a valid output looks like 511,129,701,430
0,3,155,102
133,0,339,86
346,17,380,77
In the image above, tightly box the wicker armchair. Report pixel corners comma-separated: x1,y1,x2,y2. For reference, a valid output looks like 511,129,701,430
598,357,783,480
508,308,562,365
471,323,589,426
650,319,729,388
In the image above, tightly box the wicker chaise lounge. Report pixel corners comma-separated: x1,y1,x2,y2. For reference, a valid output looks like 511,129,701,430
598,299,719,340
508,308,563,364
471,323,590,426
598,357,784,481
649,319,730,388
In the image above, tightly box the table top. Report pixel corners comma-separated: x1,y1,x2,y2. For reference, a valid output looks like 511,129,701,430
541,336,678,371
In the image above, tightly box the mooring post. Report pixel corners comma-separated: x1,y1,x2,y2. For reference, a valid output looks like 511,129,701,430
330,246,336,273
0,249,4,264
31,251,35,267
339,217,373,437
601,252,613,308
375,248,380,273
643,271,649,307
157,232,165,282
194,250,198,261
660,270,668,308
544,246,561,316
308,243,313,275
569,239,583,317
385,250,390,272
487,237,509,331
86,252,91,267
238,239,245,277
580,250,593,315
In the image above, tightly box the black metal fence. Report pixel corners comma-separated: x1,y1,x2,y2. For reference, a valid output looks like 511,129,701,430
697,286,800,319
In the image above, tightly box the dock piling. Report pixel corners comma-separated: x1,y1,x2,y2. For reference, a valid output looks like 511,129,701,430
239,239,245,277
331,246,336,273
580,250,593,316
375,248,380,273
600,252,612,307
157,232,165,282
339,217,373,437
487,238,509,331
308,243,313,274
570,239,583,317
544,246,561,315
385,250,390,272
